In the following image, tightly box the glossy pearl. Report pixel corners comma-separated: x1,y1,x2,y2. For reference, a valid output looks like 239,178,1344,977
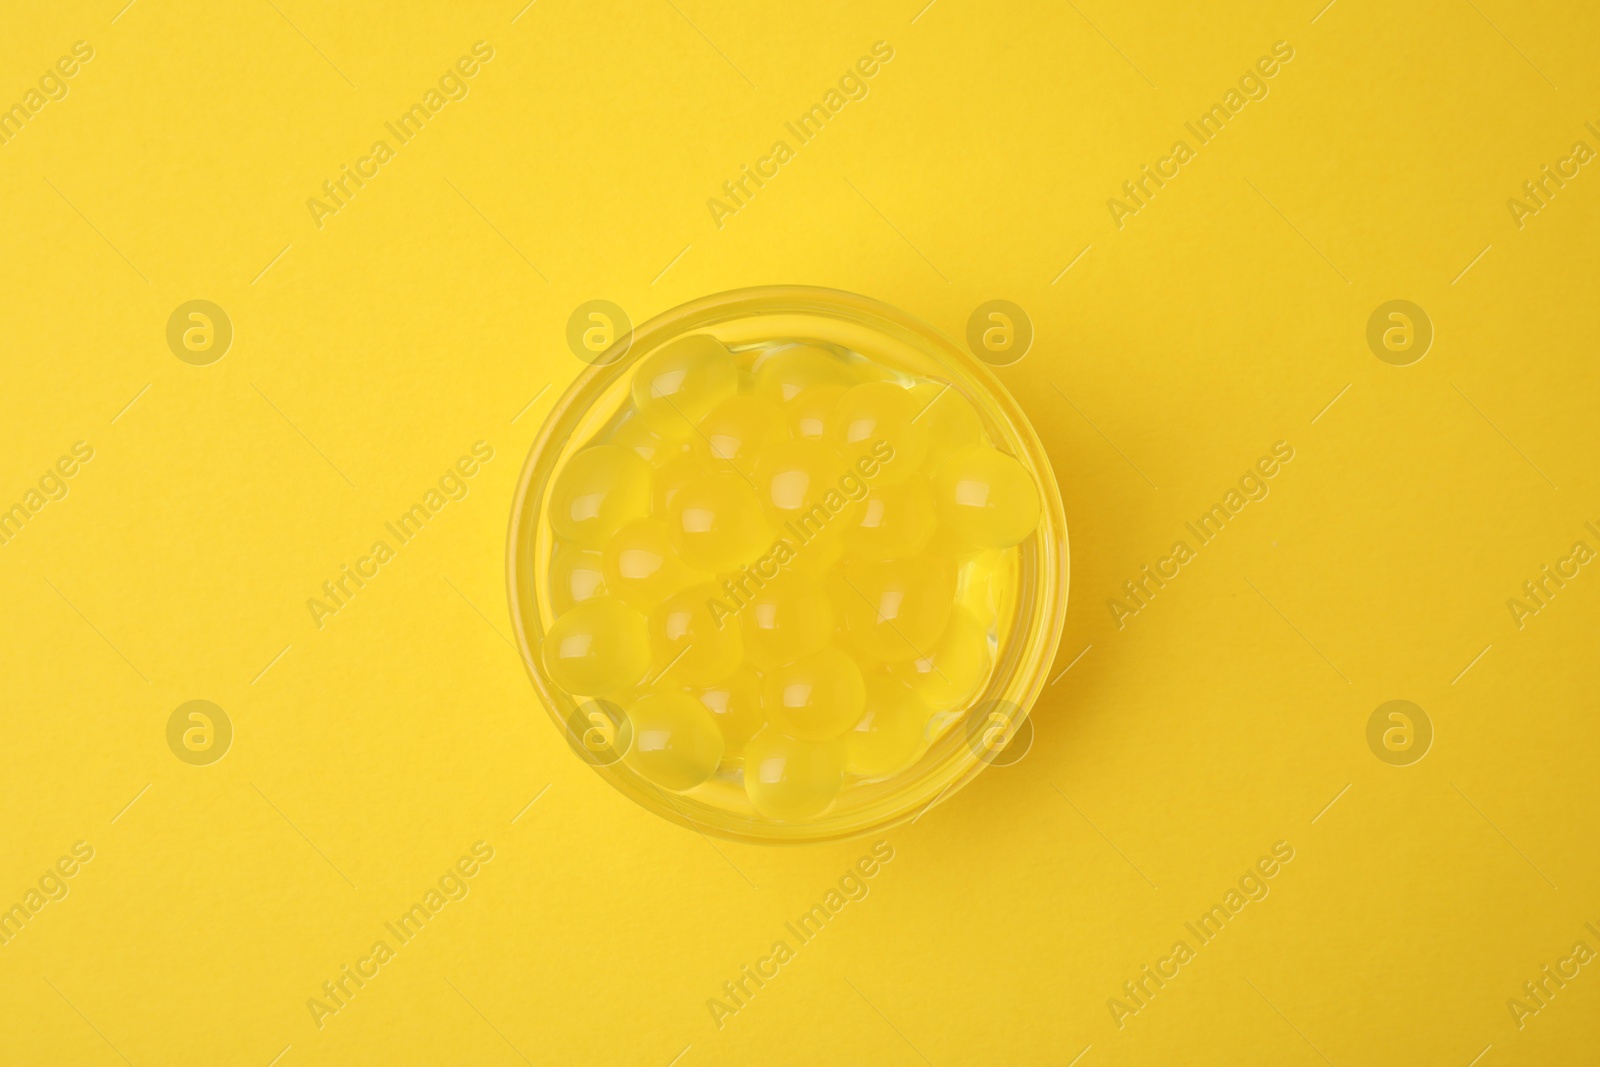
548,444,652,546
887,607,991,712
666,472,773,572
696,394,790,476
843,676,929,778
548,541,606,616
690,666,766,756
743,728,844,819
601,518,709,610
649,583,744,687
934,446,1042,549
753,439,850,524
762,647,866,741
787,383,848,441
842,475,937,561
839,556,956,662
827,380,929,485
541,596,650,694
910,380,982,473
623,690,725,791
632,333,739,436
741,577,835,668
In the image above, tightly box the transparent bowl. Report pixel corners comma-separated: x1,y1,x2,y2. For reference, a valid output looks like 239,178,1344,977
507,286,1068,843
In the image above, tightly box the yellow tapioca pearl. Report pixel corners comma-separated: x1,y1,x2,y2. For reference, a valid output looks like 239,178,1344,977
696,395,789,474
752,439,850,525
839,556,956,662
649,583,744,687
843,676,929,778
667,472,773,572
691,666,765,756
956,549,1015,627
743,727,844,819
787,384,848,441
934,446,1042,549
827,381,928,485
762,647,866,741
910,381,982,473
541,595,650,694
623,690,725,791
740,575,834,668
752,344,854,404
549,444,652,547
548,541,606,616
842,475,936,561
887,607,991,712
601,518,709,610
632,333,739,436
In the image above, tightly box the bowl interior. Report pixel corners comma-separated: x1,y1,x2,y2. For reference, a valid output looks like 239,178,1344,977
508,286,1068,843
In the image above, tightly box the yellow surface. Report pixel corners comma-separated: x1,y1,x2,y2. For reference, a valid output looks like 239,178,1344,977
2,0,1597,1063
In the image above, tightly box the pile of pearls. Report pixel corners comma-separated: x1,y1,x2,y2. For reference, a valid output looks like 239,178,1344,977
541,334,1040,819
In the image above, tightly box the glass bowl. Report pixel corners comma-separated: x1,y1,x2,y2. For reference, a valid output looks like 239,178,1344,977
507,286,1067,844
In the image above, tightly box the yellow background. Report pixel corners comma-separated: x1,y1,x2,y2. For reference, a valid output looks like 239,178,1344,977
2,0,1597,1063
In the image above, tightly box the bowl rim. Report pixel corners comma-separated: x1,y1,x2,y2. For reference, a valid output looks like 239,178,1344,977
506,284,1069,844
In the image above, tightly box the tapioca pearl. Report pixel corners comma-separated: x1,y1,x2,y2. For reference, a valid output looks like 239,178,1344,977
752,345,854,404
743,728,844,820
548,541,606,616
541,596,650,694
610,414,694,467
910,381,982,473
827,381,928,485
887,607,991,712
623,691,725,791
762,647,866,741
842,475,936,562
549,444,652,546
649,583,744,687
843,676,929,778
787,384,848,441
839,556,956,662
652,452,719,516
632,333,739,436
740,576,835,669
601,518,710,610
956,549,1015,627
692,666,766,757
667,472,773,572
934,446,1042,549
696,394,789,474
752,439,851,524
